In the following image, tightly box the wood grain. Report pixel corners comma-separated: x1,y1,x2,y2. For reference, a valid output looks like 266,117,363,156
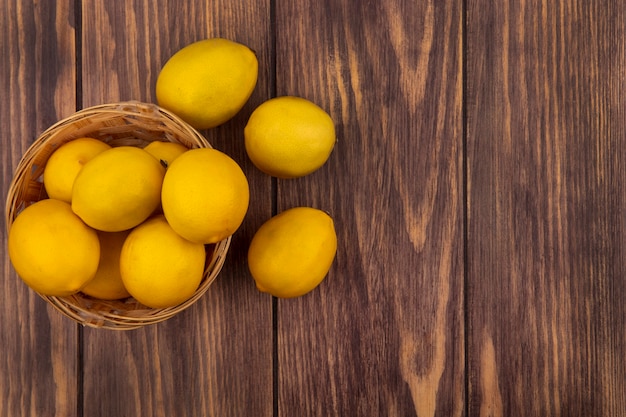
466,1,626,415
274,1,465,415
0,2,79,417
3,0,626,415
80,1,274,416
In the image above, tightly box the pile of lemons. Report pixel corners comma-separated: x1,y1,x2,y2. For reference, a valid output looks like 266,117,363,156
8,37,337,308
9,139,249,308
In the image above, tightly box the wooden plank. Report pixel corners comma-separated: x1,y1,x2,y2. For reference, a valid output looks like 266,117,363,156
80,1,273,415
274,1,465,415
0,1,79,417
466,0,626,415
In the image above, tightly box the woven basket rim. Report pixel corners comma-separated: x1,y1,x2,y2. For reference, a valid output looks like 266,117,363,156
5,101,231,330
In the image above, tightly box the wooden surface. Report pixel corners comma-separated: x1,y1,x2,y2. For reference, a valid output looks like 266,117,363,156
1,1,624,416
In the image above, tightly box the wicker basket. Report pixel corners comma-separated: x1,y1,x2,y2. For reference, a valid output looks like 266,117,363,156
5,101,231,330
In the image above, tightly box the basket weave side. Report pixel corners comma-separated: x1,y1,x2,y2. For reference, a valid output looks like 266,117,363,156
5,101,230,330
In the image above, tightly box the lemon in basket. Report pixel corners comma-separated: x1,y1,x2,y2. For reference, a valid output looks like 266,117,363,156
156,38,258,129
244,96,336,178
8,199,100,296
143,141,188,167
161,148,249,244
43,137,111,203
120,215,206,309
248,207,337,298
72,146,165,232
81,230,131,300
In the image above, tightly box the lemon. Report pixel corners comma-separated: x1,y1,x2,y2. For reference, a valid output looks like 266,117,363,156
161,148,249,244
72,146,165,232
143,141,188,167
244,96,336,178
43,137,111,203
156,38,258,129
8,199,100,296
248,207,337,298
120,215,206,308
81,230,131,300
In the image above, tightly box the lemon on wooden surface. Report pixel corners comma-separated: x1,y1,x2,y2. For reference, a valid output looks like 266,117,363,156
120,215,206,309
161,148,249,244
81,230,131,300
248,207,337,298
43,137,111,203
156,38,258,129
71,146,165,232
244,96,336,179
143,141,188,167
8,199,100,296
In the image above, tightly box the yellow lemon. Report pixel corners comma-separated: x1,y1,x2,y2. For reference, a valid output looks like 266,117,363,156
244,96,336,178
156,38,258,129
81,230,131,300
8,199,100,296
120,215,206,308
161,148,249,244
43,137,111,202
248,207,337,298
72,146,165,232
143,141,188,167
